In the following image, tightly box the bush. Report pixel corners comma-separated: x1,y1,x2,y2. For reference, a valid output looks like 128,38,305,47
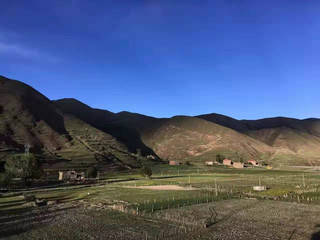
0,173,12,186
0,173,5,185
216,154,224,163
140,163,152,179
5,154,43,184
87,166,98,178
185,161,191,166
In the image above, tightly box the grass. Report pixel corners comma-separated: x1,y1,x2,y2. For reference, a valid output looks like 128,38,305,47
2,163,320,239
1,163,320,212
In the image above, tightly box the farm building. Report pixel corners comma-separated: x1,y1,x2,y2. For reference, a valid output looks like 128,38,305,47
248,160,258,166
223,159,232,166
169,161,180,166
59,170,85,181
233,162,244,168
205,161,214,166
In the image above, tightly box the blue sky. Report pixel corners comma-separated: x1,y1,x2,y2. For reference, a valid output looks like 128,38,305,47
0,0,319,119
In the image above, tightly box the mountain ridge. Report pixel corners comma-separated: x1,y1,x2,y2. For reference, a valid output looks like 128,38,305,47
1,75,320,166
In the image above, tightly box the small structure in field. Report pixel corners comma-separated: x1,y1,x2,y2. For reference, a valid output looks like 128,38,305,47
253,177,267,191
267,166,273,170
206,161,214,166
248,160,258,166
58,171,64,180
223,159,232,166
169,161,180,166
233,162,244,168
253,186,267,191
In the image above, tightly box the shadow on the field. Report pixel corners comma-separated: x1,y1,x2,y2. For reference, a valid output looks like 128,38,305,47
151,176,184,180
310,224,320,240
0,205,76,238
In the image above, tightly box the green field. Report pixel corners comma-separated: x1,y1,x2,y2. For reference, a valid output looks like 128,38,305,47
1,164,320,239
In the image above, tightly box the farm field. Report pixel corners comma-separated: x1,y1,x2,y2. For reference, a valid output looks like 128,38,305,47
1,164,320,239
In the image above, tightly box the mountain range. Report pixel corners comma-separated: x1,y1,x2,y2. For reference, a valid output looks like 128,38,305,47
1,75,320,169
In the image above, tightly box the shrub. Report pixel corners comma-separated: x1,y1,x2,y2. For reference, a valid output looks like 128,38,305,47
0,173,12,186
5,154,43,184
216,154,224,163
185,161,191,166
140,163,152,179
87,166,98,178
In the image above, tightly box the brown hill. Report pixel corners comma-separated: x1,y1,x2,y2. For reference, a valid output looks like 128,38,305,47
54,99,158,156
0,76,145,170
2,75,320,167
242,117,320,138
197,114,320,165
0,75,69,153
117,114,274,162
197,113,248,133
54,114,140,170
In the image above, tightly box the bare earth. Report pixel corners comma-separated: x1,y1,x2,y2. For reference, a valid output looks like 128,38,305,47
1,199,320,239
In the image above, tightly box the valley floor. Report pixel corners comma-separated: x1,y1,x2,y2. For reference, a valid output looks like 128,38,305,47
1,164,320,239
1,199,320,240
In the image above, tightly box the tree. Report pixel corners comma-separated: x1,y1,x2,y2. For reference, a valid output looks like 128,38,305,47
5,154,43,184
140,163,152,179
185,161,191,166
136,149,142,157
87,166,98,178
216,154,224,163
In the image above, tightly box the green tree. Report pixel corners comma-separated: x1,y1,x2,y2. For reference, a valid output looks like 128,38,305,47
140,163,152,179
5,154,43,184
0,173,7,186
216,154,224,163
87,166,98,178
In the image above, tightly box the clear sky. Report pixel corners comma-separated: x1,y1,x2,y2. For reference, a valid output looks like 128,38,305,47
0,0,319,119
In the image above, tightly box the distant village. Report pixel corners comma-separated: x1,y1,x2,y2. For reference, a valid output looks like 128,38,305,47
169,158,272,169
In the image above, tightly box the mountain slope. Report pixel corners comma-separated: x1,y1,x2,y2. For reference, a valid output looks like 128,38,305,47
2,75,320,167
54,114,139,170
242,117,320,138
0,75,70,153
0,76,144,170
197,114,320,165
54,100,274,162
139,116,274,161
197,113,248,133
54,99,158,157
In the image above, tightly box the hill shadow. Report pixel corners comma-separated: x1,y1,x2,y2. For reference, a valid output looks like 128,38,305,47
53,98,159,158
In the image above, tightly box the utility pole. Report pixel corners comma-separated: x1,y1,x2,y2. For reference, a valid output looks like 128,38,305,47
215,178,218,197
259,177,261,187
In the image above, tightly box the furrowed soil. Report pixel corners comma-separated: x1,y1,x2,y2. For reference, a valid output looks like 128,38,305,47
1,199,320,240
